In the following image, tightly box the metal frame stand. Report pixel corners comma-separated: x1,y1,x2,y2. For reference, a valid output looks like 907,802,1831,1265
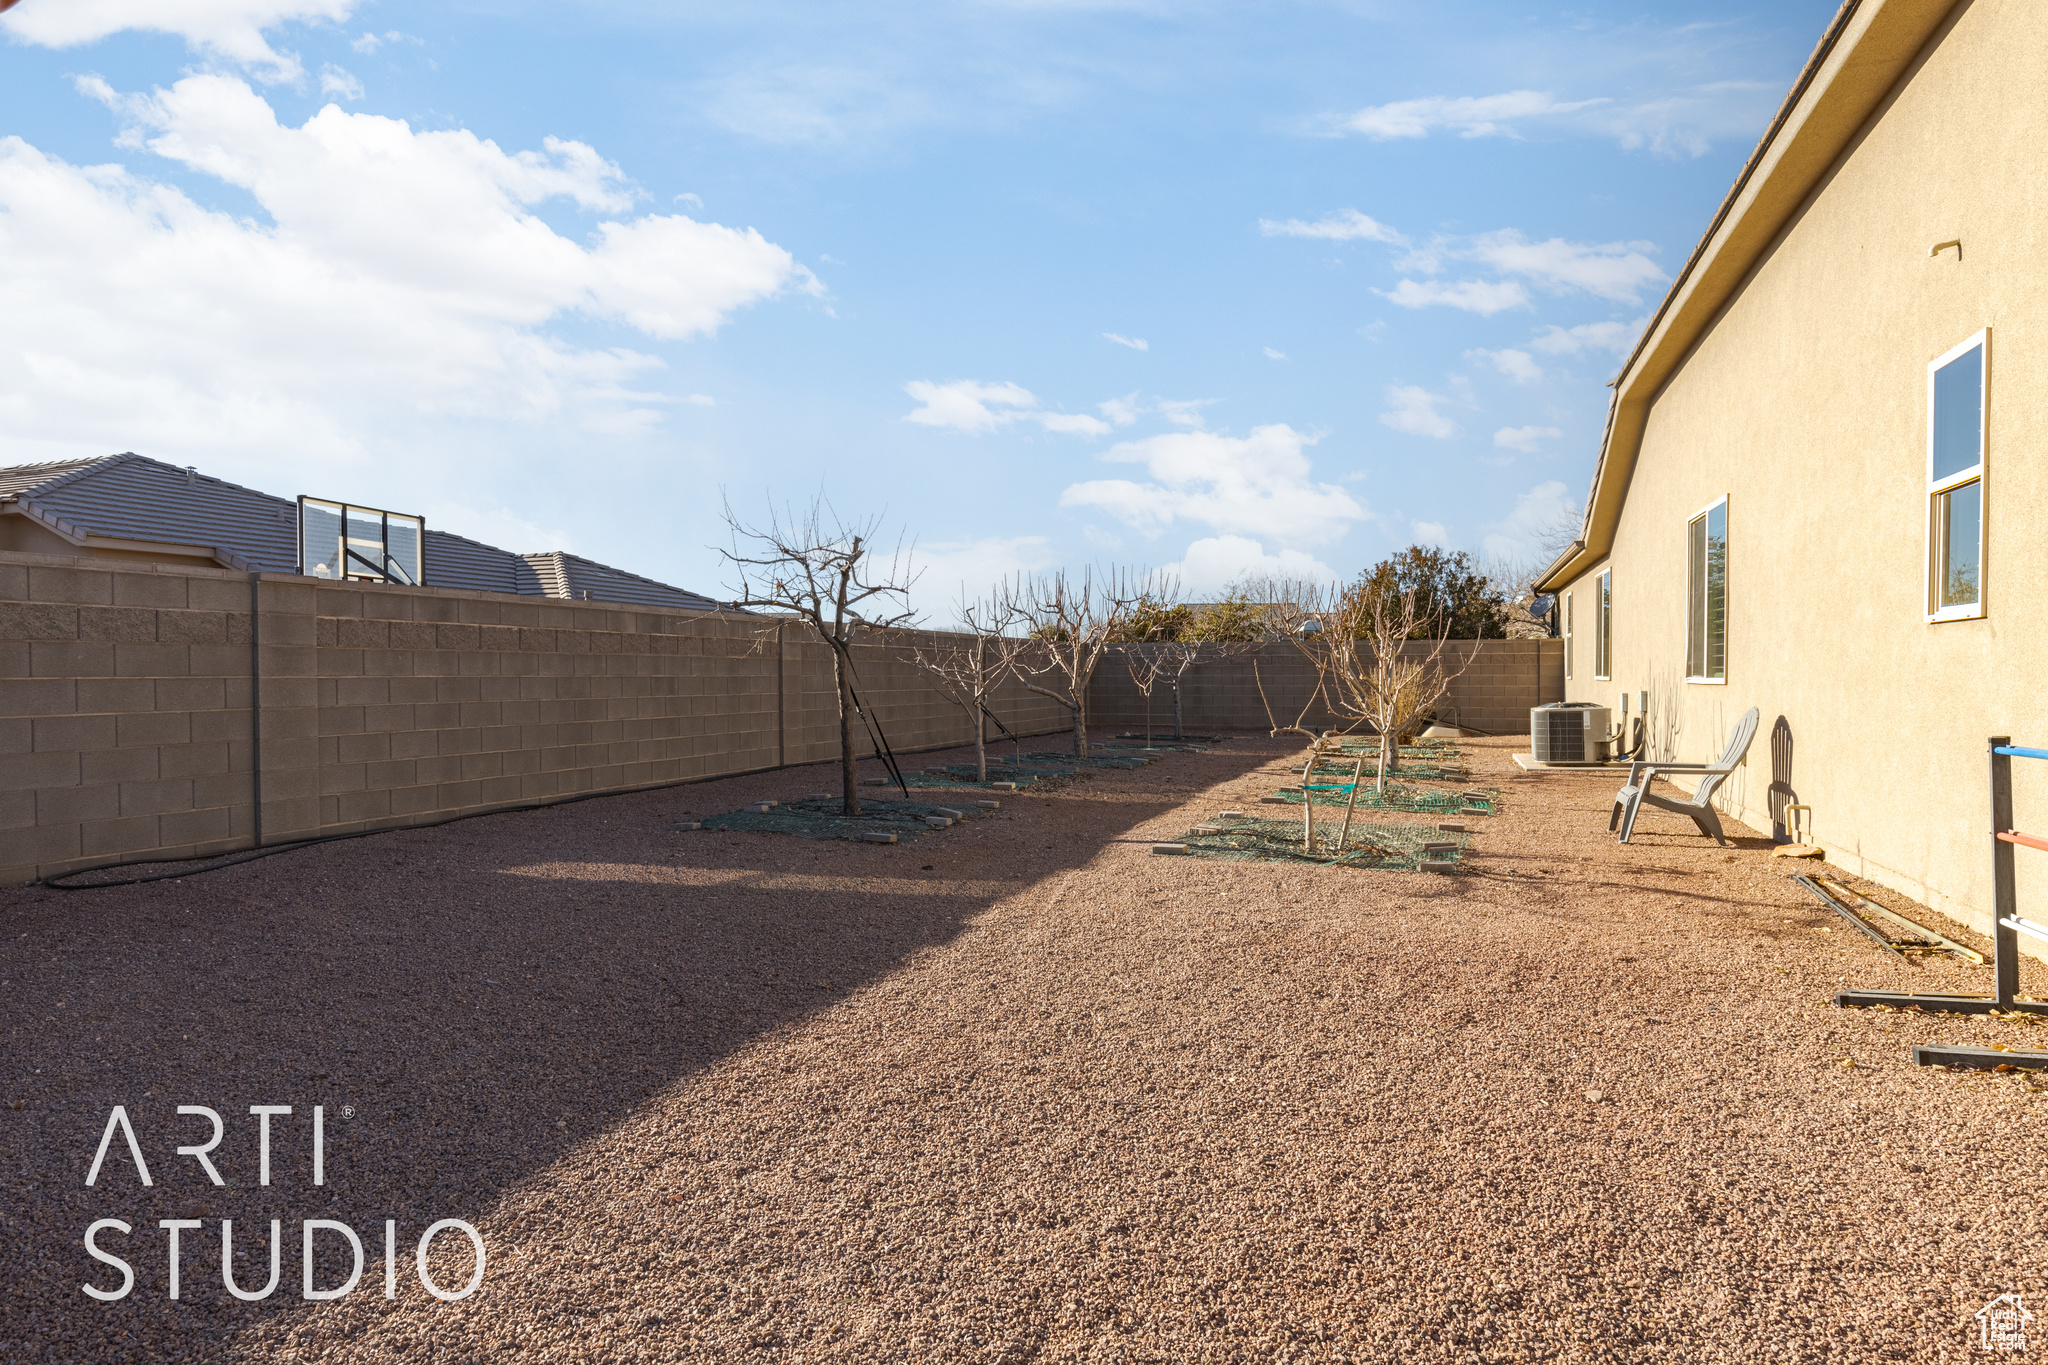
1837,737,2048,1069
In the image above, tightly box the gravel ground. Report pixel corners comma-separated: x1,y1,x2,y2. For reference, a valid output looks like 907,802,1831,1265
5,732,2047,1363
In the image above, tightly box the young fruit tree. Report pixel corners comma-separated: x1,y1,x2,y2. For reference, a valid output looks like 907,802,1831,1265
1163,594,1267,740
721,498,918,816
1002,567,1144,760
1269,578,1478,793
901,595,1022,783
1107,589,1187,748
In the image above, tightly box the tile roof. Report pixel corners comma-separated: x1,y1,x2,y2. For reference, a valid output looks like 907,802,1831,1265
521,551,726,613
0,453,726,611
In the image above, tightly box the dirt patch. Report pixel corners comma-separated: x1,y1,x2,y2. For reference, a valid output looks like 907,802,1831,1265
4,734,2043,1362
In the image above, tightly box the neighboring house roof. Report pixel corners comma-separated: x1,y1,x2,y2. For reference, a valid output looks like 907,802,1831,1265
0,452,726,611
424,526,543,596
520,551,726,613
1,453,294,571
1536,0,1963,593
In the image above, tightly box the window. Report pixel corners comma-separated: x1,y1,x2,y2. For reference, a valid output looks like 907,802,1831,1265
1687,497,1728,682
1563,591,1573,680
1927,331,1987,621
1594,570,1612,680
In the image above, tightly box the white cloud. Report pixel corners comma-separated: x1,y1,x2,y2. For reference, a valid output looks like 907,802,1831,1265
707,62,941,147
1320,85,1770,159
1468,347,1542,384
318,65,364,101
908,534,1057,613
1324,91,1604,141
1598,82,1779,159
0,75,814,469
683,393,717,407
1098,393,1140,427
1465,230,1663,304
1378,385,1457,440
1257,208,1405,245
1410,521,1451,548
1059,425,1365,545
1530,319,1642,356
1493,425,1563,452
1158,536,1338,598
1036,410,1113,436
902,379,1036,434
1263,348,1288,361
1481,480,1578,562
350,30,414,55
1102,332,1148,351
1379,279,1529,315
2,0,359,83
901,379,1108,436
1157,398,1213,430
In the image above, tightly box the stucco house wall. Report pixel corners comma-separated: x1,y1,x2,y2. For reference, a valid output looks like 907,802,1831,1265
1555,0,2048,941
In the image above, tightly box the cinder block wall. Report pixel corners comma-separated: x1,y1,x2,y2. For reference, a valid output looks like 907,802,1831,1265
1,551,1069,885
1084,640,1564,735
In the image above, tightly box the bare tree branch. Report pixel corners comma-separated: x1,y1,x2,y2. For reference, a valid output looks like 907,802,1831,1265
719,496,920,815
1000,566,1153,760
900,593,1025,782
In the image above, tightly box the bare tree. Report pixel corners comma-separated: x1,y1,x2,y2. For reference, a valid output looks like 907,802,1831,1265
721,498,918,815
1119,644,1174,746
902,594,1023,783
1158,595,1267,739
1259,579,1476,792
1003,566,1145,760
1536,492,1588,563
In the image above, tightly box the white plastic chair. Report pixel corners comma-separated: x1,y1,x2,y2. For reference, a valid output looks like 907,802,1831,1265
1610,707,1760,845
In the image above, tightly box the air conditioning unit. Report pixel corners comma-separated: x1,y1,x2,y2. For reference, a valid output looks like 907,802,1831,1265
1531,702,1611,763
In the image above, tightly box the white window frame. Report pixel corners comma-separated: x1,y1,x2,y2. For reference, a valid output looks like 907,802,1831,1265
1926,328,1988,623
1686,494,1729,685
1563,591,1573,681
1593,569,1611,681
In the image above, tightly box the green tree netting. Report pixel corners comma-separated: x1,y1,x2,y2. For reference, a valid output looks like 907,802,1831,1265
1172,817,1468,870
700,796,995,842
894,750,1158,791
1270,783,1496,816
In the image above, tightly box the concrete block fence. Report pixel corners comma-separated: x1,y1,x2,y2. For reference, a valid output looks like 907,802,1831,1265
1084,640,1564,737
3,548,1565,885
0,550,1070,885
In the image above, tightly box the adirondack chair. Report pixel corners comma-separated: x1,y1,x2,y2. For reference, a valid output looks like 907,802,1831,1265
1610,707,1761,845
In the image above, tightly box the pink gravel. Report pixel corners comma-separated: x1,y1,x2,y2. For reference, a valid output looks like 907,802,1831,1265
4,733,2046,1362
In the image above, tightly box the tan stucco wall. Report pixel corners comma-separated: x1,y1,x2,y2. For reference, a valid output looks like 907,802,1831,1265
1560,0,2048,942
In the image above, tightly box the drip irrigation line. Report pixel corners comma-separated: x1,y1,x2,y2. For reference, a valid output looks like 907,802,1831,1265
38,773,710,892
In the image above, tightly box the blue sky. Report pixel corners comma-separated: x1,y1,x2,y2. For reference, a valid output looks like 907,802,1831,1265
0,0,1841,613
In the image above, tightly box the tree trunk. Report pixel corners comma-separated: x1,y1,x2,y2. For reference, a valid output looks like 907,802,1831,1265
835,649,860,816
1376,731,1391,794
973,690,988,783
1070,698,1087,760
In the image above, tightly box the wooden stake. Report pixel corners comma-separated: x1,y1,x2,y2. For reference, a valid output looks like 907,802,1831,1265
1301,747,1319,853
1335,755,1366,852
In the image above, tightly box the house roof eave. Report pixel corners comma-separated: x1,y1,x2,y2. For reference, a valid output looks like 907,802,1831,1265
1534,0,1961,594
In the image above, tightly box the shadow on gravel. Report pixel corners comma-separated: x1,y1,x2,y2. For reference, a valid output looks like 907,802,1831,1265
0,746,1273,1362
